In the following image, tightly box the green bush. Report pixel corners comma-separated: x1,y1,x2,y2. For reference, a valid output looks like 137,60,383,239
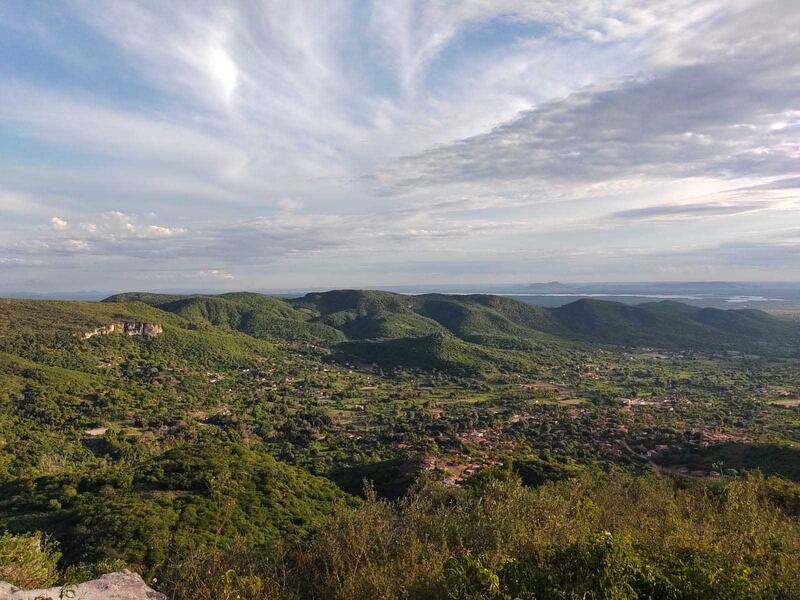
159,471,800,599
0,531,61,588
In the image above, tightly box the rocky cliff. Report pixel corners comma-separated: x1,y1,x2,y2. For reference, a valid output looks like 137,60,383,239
82,322,163,339
0,570,164,599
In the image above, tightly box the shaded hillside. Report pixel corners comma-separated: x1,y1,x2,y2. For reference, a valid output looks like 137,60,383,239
656,442,800,482
412,294,559,349
551,298,800,350
340,333,501,377
291,289,448,340
291,289,412,315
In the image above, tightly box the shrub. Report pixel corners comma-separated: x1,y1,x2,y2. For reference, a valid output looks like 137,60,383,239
0,531,61,588
159,471,800,599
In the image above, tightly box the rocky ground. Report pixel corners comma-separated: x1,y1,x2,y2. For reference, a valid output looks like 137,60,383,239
0,570,164,600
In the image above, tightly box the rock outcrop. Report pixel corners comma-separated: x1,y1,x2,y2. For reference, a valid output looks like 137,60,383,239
82,322,163,340
0,570,165,600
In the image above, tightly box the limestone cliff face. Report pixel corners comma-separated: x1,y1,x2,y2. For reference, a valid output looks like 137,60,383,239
82,322,163,340
121,322,163,337
0,570,165,599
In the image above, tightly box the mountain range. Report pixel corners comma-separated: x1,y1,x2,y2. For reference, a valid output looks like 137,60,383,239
99,290,800,371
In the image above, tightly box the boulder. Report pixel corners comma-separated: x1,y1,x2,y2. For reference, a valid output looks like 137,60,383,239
0,570,165,600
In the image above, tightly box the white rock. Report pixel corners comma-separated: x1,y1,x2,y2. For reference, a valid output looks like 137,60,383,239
0,570,165,600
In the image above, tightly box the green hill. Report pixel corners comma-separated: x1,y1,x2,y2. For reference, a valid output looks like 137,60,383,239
340,333,496,376
104,292,344,344
413,294,559,349
0,298,185,336
550,298,800,350
290,290,800,353
0,443,347,576
290,289,412,315
291,289,446,340
288,290,563,349
102,290,800,365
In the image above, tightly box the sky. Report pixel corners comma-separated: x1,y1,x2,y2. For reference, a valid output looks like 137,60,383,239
1,0,799,293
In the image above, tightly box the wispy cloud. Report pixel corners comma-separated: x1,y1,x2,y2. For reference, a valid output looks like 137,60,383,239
1,0,799,290
610,202,770,221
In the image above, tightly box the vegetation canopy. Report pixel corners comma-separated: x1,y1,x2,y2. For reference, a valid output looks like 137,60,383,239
0,291,798,598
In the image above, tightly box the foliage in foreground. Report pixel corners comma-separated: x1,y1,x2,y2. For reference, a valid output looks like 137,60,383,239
0,531,60,588
162,470,800,600
0,443,347,577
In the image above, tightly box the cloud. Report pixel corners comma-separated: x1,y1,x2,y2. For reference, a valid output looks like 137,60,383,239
1,0,799,289
740,176,800,191
64,239,90,253
0,84,248,177
50,217,69,231
3,205,544,273
207,45,239,104
634,232,800,273
4,212,188,260
191,269,235,280
373,0,800,193
0,257,48,267
608,201,774,222
374,63,800,192
78,212,187,241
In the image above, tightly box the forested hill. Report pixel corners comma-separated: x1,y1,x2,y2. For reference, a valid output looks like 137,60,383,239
548,298,800,350
103,290,800,354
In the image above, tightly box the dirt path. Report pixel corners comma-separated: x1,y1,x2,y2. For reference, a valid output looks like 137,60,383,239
619,440,663,475
618,440,709,479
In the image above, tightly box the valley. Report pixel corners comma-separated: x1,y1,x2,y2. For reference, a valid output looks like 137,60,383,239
1,291,799,597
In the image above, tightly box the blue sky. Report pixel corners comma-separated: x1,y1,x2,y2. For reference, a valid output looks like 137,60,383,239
1,0,799,293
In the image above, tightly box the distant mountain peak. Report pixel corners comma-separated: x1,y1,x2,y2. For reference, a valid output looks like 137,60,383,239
525,281,571,291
